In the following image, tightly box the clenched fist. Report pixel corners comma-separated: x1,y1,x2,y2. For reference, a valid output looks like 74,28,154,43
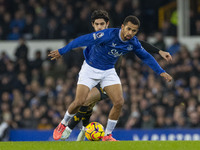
160,72,173,82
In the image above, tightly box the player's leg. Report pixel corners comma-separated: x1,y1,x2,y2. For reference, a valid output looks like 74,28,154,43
104,84,124,139
99,68,123,141
61,87,101,140
76,85,102,129
77,86,109,141
61,105,89,140
53,84,90,140
102,84,124,141
56,61,105,140
82,89,109,126
104,84,124,124
54,61,107,141
76,109,93,141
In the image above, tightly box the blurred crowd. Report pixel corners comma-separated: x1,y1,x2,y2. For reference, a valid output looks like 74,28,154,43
2,0,200,41
0,35,200,132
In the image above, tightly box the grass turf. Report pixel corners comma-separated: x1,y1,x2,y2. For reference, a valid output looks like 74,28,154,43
0,141,200,150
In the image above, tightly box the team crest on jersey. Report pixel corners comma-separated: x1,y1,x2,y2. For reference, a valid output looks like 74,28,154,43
93,32,104,40
112,43,117,47
127,44,133,51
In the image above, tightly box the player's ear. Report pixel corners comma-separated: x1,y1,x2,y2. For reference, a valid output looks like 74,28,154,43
121,24,124,29
106,21,110,28
91,22,94,27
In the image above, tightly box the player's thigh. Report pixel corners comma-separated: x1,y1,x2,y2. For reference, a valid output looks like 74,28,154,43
84,87,101,106
103,84,124,105
74,84,90,105
100,68,121,90
78,61,102,90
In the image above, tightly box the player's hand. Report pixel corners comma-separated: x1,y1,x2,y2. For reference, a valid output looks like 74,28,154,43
48,50,61,60
160,72,173,82
159,50,172,62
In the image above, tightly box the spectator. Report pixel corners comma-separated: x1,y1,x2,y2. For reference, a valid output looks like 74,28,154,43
15,38,28,62
2,13,11,39
141,111,155,129
30,50,43,70
47,18,60,39
7,26,20,40
194,19,200,35
21,108,35,129
23,14,34,40
188,111,200,128
9,11,25,32
0,25,3,39
0,115,9,141
32,24,44,39
37,118,53,130
153,32,166,51
167,37,180,55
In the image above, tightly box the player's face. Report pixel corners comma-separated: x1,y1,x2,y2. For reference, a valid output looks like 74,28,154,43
92,19,109,32
121,21,139,41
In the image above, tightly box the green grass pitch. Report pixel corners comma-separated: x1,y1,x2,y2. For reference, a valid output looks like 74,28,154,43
0,141,200,150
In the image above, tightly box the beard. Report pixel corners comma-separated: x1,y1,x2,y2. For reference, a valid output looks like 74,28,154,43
124,35,132,40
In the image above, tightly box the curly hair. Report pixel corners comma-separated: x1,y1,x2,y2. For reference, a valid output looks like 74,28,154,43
91,9,109,23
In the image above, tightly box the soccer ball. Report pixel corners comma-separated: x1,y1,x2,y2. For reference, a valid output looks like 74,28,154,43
85,122,105,141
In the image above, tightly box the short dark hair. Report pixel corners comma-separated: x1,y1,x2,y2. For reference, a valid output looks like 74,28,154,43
91,9,109,23
123,16,140,27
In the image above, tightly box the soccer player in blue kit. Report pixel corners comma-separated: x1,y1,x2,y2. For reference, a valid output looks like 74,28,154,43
49,15,172,141
60,10,172,142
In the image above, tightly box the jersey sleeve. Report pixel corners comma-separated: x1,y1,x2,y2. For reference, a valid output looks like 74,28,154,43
139,40,160,54
134,40,165,75
58,29,111,55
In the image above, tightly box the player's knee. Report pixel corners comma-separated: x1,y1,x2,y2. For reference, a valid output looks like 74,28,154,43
73,98,85,107
113,97,124,108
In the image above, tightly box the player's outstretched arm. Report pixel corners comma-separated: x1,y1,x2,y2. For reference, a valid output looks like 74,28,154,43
160,72,173,82
134,44,173,82
139,40,172,62
48,50,61,60
158,50,172,62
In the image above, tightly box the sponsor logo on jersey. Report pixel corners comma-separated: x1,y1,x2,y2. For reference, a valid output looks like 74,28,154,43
93,32,104,40
108,49,123,57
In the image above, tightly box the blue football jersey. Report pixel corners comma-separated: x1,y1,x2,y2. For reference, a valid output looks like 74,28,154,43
58,28,165,74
